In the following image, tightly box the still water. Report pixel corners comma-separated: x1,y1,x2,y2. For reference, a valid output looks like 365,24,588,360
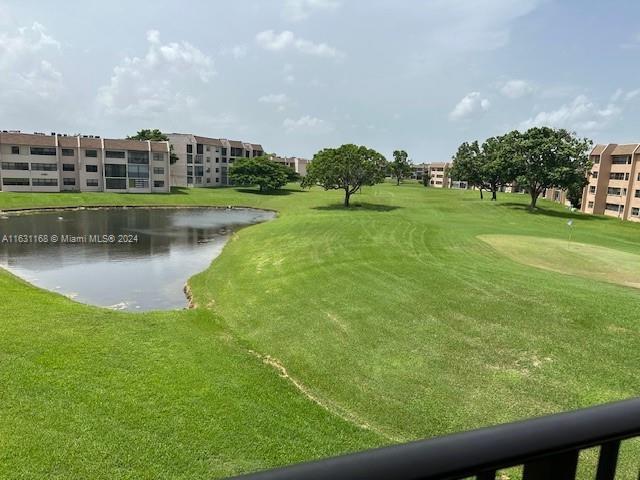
0,207,274,311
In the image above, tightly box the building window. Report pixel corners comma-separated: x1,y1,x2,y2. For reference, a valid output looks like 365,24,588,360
63,164,75,172
128,164,149,178
215,158,219,163
186,144,193,154
196,144,204,154
105,150,126,159
206,146,210,152
194,166,204,177
195,155,203,164
605,203,623,212
187,154,193,163
128,151,149,164
86,164,98,173
610,172,628,180
591,171,598,179
153,153,164,162
206,178,211,183
31,163,58,171
63,178,76,186
153,167,164,175
32,178,58,187
591,155,600,164
215,167,219,173
86,179,99,187
85,149,98,158
30,147,56,156
153,180,165,188
222,157,227,163
206,157,211,163
607,187,622,196
588,201,594,208
612,155,631,165
104,164,127,177
187,166,193,176
105,178,127,189
128,178,149,188
216,177,219,182
221,147,227,156
635,190,640,198
589,186,596,194
11,146,19,155
62,148,75,157
2,177,29,186
1,162,29,170
632,207,640,217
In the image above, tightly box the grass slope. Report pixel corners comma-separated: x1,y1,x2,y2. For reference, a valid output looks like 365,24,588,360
1,183,639,478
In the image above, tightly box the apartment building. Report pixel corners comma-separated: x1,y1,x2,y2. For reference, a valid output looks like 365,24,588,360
426,162,451,188
0,131,170,193
410,163,429,181
581,144,640,222
167,133,264,187
268,155,310,176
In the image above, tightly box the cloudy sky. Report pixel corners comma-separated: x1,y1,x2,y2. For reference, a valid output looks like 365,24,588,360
1,0,640,161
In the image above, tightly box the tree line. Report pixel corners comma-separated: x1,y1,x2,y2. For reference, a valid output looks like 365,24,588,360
130,127,593,211
449,126,592,208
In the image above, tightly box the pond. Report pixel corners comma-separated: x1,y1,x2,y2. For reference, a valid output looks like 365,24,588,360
0,207,275,311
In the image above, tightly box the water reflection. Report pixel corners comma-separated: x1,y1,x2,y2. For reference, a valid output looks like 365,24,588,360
0,208,274,311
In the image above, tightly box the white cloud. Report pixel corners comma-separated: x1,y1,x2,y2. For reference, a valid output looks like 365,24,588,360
221,44,247,59
625,89,640,101
427,0,542,52
255,30,344,58
0,22,64,107
519,94,622,131
500,79,534,99
283,115,333,133
283,0,340,22
449,92,491,120
259,93,289,104
97,30,215,118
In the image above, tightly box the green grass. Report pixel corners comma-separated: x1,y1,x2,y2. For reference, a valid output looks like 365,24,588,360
1,183,639,478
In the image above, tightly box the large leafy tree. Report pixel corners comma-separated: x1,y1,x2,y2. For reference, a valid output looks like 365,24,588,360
389,149,413,185
128,129,179,164
449,141,486,199
481,134,519,201
301,144,387,207
509,127,592,209
229,156,292,192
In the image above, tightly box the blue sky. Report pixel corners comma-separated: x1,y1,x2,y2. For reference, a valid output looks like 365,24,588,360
1,0,640,162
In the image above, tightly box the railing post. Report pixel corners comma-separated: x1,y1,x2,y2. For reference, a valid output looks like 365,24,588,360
522,450,579,480
595,440,620,480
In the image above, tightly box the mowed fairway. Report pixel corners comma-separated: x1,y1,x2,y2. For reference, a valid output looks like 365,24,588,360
1,183,639,478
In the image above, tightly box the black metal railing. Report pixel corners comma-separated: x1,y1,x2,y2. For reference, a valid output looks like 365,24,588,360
230,397,640,480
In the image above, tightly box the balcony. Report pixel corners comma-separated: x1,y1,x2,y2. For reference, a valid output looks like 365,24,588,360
230,397,640,480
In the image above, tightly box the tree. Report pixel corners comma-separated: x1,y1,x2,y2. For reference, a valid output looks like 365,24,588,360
128,129,179,164
566,176,589,208
481,134,519,201
301,144,387,207
508,127,592,209
450,136,518,201
449,141,486,199
389,150,412,185
229,156,291,192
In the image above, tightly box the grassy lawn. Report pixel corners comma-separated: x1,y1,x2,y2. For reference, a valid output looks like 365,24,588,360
1,183,639,478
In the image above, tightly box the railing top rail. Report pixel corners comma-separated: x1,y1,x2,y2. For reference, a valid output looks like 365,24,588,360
229,397,640,480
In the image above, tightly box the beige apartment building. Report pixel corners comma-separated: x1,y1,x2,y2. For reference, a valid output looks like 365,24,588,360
268,154,310,177
0,131,170,193
582,144,640,222
426,162,451,188
167,133,264,187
